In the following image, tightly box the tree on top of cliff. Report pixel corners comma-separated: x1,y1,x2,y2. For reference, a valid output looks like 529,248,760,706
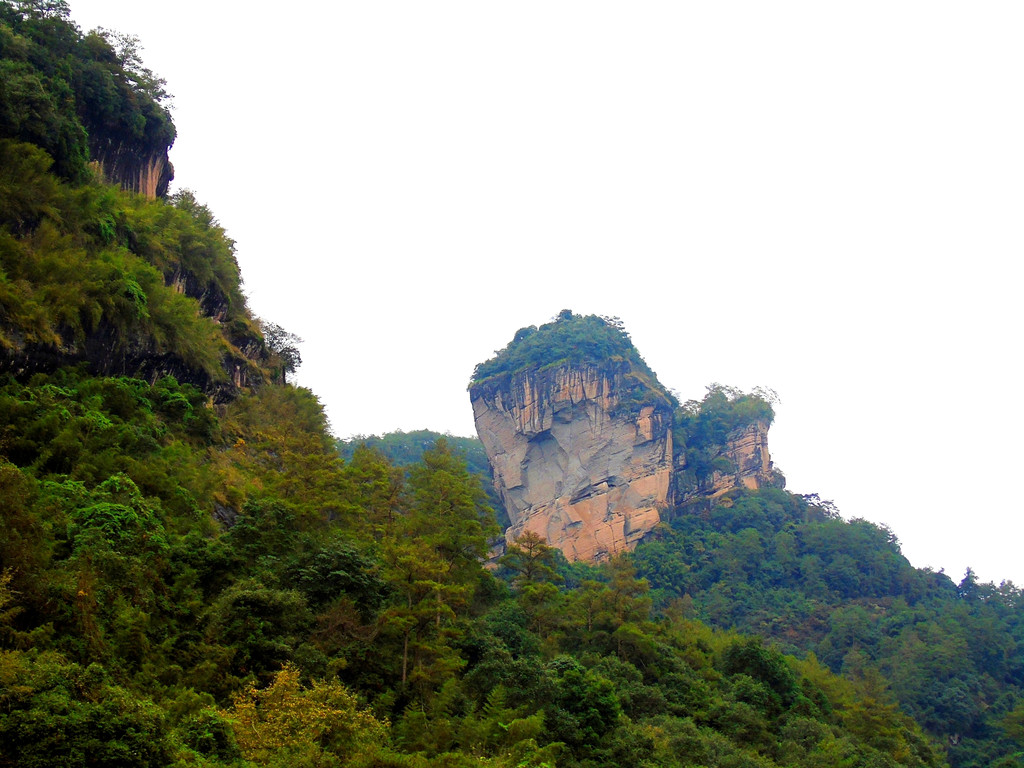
0,0,175,184
470,311,666,391
673,383,778,483
679,384,777,431
260,320,303,385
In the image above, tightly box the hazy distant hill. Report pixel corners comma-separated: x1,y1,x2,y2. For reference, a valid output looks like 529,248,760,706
336,428,491,477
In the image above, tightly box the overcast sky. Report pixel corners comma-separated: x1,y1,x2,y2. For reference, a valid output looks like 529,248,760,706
70,1,1024,587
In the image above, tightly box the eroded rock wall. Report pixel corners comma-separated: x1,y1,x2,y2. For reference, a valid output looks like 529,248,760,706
705,419,779,497
471,363,674,562
91,147,173,199
673,419,783,507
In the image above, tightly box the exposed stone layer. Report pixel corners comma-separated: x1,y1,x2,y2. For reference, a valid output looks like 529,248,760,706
704,420,778,498
472,362,784,563
471,363,674,562
91,147,173,199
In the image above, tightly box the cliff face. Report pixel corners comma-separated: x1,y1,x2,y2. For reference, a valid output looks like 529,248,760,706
684,419,781,502
91,146,173,199
471,362,674,562
471,314,785,563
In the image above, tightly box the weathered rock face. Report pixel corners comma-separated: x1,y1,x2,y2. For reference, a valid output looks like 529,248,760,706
91,146,174,199
471,313,786,563
695,419,781,500
471,362,674,562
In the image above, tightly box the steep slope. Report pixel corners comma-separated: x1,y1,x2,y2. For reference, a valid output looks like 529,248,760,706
473,359,674,561
470,312,782,561
0,5,268,397
0,3,175,196
0,140,269,399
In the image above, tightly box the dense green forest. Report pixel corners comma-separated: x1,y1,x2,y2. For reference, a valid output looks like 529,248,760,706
0,366,953,767
631,491,1024,768
0,3,1021,767
336,430,508,528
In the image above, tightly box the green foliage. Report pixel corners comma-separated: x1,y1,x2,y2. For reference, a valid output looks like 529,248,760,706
259,320,303,385
499,531,562,590
471,310,669,400
0,360,955,768
0,650,174,766
205,580,314,685
632,487,1024,767
674,384,778,486
0,139,266,391
336,429,505,528
0,2,173,183
337,429,492,479
0,6,1000,766
405,438,499,577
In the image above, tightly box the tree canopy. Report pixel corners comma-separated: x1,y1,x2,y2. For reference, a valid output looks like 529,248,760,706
472,310,663,386
0,1,174,184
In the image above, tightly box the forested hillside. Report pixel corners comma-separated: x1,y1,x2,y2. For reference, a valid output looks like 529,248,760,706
336,430,507,527
631,486,1024,768
0,1,272,395
0,0,173,192
0,3,1017,767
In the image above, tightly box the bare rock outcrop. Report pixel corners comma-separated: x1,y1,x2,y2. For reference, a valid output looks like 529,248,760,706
470,313,785,564
91,147,173,199
696,419,781,500
471,362,674,562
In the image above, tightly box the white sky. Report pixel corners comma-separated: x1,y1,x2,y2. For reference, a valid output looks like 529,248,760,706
69,2,1024,587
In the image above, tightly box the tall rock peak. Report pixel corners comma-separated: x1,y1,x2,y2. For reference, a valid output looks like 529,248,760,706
472,360,675,562
471,313,783,562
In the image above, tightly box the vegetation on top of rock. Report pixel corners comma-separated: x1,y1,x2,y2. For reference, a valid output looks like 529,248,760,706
675,384,779,484
0,0,174,185
472,310,663,388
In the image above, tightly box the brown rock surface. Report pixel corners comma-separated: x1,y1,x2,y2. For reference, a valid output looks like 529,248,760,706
91,149,173,199
705,419,778,497
471,362,674,562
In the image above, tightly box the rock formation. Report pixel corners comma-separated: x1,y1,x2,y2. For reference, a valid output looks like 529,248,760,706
90,145,173,199
471,313,784,562
675,418,782,508
704,420,777,497
472,361,674,562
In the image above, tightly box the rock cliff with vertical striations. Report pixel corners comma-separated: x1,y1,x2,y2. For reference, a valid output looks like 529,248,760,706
91,146,173,199
470,312,783,562
704,420,776,497
472,360,674,562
